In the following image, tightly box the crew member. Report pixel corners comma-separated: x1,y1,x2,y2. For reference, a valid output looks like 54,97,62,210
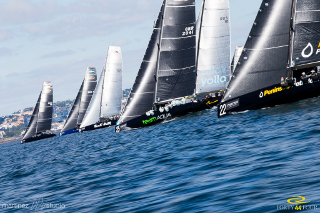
286,75,294,86
301,72,309,84
310,70,319,82
280,77,288,87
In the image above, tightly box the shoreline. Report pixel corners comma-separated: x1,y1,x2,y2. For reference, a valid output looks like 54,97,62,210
0,137,22,145
0,129,62,145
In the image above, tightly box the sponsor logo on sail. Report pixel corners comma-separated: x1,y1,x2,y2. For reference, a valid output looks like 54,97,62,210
277,196,316,211
90,76,95,80
199,65,229,86
301,42,320,59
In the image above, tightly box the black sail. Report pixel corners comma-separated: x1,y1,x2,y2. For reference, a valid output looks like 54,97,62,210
77,68,97,124
118,4,164,124
36,82,54,133
222,0,293,103
291,0,320,68
23,93,41,140
61,81,84,132
155,0,197,102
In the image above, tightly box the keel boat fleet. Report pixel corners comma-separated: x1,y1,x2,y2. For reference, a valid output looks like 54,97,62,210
21,0,320,143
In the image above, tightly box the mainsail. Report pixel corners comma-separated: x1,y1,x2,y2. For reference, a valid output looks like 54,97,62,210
155,0,197,102
222,0,293,103
118,4,164,124
196,0,231,94
61,68,97,132
231,46,244,73
80,47,123,128
291,0,320,69
23,81,53,140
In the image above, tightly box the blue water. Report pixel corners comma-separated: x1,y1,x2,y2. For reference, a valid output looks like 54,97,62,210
1,97,320,213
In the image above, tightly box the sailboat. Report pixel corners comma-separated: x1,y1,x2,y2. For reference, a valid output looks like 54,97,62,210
218,0,320,117
116,0,230,132
21,81,55,144
60,68,97,136
79,46,123,132
231,46,244,73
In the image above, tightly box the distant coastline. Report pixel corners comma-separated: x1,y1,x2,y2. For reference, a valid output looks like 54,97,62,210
0,137,21,145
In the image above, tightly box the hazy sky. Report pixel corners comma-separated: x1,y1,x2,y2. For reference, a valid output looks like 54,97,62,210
0,0,261,116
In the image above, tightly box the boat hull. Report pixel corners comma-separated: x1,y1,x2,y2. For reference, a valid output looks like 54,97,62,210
60,128,79,136
21,133,56,144
79,120,117,133
116,96,222,132
218,81,320,117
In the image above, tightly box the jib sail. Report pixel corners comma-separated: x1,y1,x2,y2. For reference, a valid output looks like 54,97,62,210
196,0,231,94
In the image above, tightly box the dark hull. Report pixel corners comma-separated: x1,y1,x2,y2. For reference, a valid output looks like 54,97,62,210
116,96,222,132
60,128,79,136
218,81,320,117
80,120,117,133
21,133,56,144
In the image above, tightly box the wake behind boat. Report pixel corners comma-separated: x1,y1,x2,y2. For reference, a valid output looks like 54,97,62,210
79,46,123,132
21,81,56,144
218,0,320,117
116,0,230,132
60,68,97,136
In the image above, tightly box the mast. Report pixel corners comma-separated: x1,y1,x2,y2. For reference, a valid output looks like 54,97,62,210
155,0,166,103
195,0,205,92
99,66,105,119
154,0,197,103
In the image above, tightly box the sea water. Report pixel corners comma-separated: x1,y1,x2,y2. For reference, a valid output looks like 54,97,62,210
1,97,320,212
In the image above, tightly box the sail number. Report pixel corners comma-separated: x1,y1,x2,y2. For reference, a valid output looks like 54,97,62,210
220,104,227,117
182,26,194,36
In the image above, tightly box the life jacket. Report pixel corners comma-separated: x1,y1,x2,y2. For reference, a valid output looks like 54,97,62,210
286,77,294,86
311,73,319,81
301,75,309,84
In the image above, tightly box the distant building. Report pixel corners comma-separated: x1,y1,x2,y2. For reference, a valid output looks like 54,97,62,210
0,131,5,139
